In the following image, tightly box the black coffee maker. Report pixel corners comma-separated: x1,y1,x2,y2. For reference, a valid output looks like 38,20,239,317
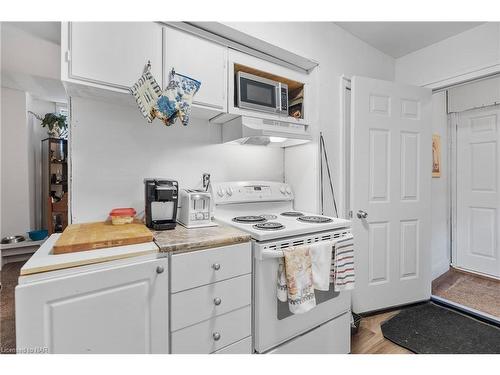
144,178,178,230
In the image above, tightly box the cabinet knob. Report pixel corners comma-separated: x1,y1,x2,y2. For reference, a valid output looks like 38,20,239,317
156,266,164,274
214,297,222,306
213,332,221,341
212,263,221,271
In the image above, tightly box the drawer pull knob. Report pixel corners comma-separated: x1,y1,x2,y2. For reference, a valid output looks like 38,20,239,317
213,332,221,341
212,263,221,271
214,297,222,306
156,266,164,274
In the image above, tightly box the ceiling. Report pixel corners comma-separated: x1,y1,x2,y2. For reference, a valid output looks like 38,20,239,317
336,22,484,58
6,22,61,45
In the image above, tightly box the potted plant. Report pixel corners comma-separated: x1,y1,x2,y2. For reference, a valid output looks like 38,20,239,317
29,111,68,139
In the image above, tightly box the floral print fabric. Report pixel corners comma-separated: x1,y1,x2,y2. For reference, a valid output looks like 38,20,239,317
153,72,201,126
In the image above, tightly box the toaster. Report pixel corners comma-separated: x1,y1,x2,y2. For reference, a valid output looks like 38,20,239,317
177,189,217,229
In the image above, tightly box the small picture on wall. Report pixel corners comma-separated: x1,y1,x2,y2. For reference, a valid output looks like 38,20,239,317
432,134,441,178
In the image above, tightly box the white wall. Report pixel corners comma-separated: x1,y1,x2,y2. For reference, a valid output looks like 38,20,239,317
224,22,395,215
395,23,500,88
0,88,56,236
1,87,31,237
26,96,56,229
431,92,450,279
1,22,66,102
70,97,284,222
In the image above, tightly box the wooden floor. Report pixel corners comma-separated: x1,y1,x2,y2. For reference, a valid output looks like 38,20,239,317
351,310,413,354
432,267,500,319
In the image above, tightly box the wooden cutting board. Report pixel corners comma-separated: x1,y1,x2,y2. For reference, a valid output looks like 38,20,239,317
52,221,154,254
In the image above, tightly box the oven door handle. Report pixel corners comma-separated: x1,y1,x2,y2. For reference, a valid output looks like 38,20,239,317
258,233,354,261
261,249,286,260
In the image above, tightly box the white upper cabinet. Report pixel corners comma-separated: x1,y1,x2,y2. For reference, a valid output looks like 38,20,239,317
64,22,163,90
164,26,227,114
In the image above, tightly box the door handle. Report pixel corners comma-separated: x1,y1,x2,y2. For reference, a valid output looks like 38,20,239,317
357,210,368,219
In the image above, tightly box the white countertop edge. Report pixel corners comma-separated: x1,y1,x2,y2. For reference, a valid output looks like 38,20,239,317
20,234,159,277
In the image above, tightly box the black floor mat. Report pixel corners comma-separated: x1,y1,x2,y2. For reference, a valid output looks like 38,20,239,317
381,302,500,354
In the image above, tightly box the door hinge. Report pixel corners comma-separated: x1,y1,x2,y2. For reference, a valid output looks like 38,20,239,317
65,50,71,62
349,210,353,219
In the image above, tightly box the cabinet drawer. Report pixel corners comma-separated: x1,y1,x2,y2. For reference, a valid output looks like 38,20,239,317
171,274,251,331
268,312,350,354
170,242,251,292
171,306,251,354
214,336,253,354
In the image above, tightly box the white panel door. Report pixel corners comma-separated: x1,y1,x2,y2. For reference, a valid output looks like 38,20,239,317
351,76,432,313
69,22,163,89
456,107,500,277
16,258,168,354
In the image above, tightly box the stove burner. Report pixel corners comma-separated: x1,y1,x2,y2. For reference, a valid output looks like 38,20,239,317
232,215,266,224
280,211,304,217
259,214,277,220
253,222,285,231
297,215,333,224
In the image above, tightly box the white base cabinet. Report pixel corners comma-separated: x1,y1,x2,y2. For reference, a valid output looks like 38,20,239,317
16,257,169,354
169,242,253,354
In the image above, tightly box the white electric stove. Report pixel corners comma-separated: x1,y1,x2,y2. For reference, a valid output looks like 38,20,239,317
211,181,353,354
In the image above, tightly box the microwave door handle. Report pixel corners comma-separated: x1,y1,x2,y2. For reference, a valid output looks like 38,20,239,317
277,83,282,113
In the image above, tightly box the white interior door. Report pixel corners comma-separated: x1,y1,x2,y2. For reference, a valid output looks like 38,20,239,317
456,106,500,278
350,76,432,314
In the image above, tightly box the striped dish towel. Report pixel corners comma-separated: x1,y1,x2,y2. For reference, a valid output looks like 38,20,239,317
330,235,355,291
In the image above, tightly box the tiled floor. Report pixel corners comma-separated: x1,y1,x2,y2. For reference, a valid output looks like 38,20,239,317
432,267,500,319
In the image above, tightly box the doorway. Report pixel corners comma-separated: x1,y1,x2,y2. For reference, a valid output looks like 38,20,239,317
432,76,500,322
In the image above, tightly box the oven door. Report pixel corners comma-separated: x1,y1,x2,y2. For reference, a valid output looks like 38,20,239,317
237,72,279,114
253,230,352,353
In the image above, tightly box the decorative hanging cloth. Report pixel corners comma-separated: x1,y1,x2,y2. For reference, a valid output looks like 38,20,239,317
129,61,162,123
153,69,201,126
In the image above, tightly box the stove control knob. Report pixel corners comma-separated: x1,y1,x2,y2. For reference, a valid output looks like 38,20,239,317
226,187,233,196
286,186,292,195
217,188,224,197
280,186,286,194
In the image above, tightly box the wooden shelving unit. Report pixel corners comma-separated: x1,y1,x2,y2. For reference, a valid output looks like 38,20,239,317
41,138,69,234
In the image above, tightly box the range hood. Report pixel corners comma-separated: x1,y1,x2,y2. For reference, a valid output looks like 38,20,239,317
221,116,312,147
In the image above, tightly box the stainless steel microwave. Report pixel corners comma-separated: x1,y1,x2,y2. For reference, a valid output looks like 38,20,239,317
236,72,288,115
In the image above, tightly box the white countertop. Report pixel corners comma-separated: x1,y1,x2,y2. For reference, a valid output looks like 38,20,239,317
20,234,159,276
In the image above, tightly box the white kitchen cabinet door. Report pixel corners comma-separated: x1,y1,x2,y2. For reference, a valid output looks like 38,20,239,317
68,22,163,90
164,27,227,113
16,258,168,354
